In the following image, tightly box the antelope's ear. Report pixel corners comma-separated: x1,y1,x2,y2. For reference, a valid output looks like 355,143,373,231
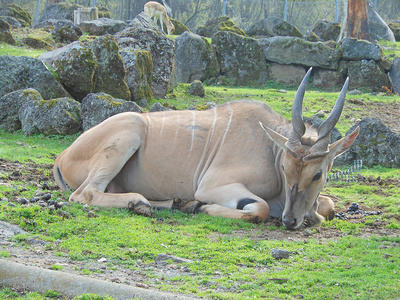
260,122,288,149
328,126,360,160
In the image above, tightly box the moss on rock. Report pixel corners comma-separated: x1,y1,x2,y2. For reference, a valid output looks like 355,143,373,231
0,4,31,27
197,16,245,38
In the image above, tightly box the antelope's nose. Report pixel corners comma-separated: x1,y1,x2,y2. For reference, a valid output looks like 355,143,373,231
283,216,296,229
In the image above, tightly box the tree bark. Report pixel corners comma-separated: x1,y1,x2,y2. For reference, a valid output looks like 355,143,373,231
344,0,370,41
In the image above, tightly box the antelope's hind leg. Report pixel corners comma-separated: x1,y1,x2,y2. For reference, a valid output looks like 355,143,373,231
57,114,154,217
194,183,270,223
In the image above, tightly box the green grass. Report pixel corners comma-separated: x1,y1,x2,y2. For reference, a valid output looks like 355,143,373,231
0,130,78,164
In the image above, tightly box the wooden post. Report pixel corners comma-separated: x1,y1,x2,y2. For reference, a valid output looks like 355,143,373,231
344,0,370,41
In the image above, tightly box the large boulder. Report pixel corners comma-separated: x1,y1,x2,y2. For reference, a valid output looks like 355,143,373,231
335,118,400,168
120,50,153,101
39,3,83,23
22,36,53,50
170,18,189,35
0,16,21,28
0,56,70,100
0,89,43,132
311,20,341,42
339,37,382,61
48,35,130,101
312,69,344,89
50,41,97,100
91,35,131,100
51,19,82,43
0,4,31,27
347,59,389,91
268,63,305,86
115,13,175,98
79,18,127,36
388,23,400,42
212,31,268,86
389,57,400,94
0,18,15,44
174,31,219,83
260,36,341,70
81,92,143,131
196,16,245,38
246,17,303,38
19,97,81,136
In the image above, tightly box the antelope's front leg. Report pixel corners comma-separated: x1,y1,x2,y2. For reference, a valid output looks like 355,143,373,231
305,195,335,226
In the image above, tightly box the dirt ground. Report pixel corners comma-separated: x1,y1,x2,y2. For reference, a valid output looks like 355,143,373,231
1,101,400,298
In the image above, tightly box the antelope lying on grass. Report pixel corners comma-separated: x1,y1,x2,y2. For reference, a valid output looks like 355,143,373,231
144,1,175,35
53,70,359,229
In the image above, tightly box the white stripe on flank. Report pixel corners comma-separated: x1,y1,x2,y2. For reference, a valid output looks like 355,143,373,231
146,114,151,128
160,112,166,135
174,115,180,143
190,111,196,151
220,103,233,148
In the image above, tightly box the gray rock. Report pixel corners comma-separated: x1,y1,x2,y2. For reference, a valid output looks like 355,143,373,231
0,16,21,28
51,41,97,100
303,116,342,143
0,3,31,27
389,57,400,94
0,56,70,100
90,35,131,100
39,3,83,23
0,88,43,132
312,69,345,89
347,59,389,91
268,63,305,86
0,18,15,44
0,221,26,239
196,15,245,38
120,50,153,101
271,249,290,260
339,37,382,61
335,118,400,168
81,92,142,131
49,36,130,101
212,31,268,86
19,97,81,136
174,31,219,83
80,18,127,36
51,19,82,43
246,17,303,38
149,102,169,112
187,80,205,97
311,20,341,42
260,36,341,70
127,11,161,33
115,13,175,98
155,253,193,264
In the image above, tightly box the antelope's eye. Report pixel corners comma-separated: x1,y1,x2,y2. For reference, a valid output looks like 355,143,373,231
312,171,322,182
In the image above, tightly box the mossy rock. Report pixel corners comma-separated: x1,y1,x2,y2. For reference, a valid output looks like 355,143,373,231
22,37,53,50
0,18,15,44
0,4,31,27
97,6,111,18
170,18,190,35
196,16,245,38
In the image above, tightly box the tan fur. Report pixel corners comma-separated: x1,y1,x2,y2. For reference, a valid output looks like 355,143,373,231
54,91,358,229
144,1,175,35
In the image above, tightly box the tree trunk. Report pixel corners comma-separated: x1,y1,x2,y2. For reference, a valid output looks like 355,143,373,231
344,0,370,41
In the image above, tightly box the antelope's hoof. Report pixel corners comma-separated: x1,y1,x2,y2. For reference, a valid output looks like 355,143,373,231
128,202,154,218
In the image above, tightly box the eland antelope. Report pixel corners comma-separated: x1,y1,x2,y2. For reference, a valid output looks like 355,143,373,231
53,69,359,229
144,1,175,35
